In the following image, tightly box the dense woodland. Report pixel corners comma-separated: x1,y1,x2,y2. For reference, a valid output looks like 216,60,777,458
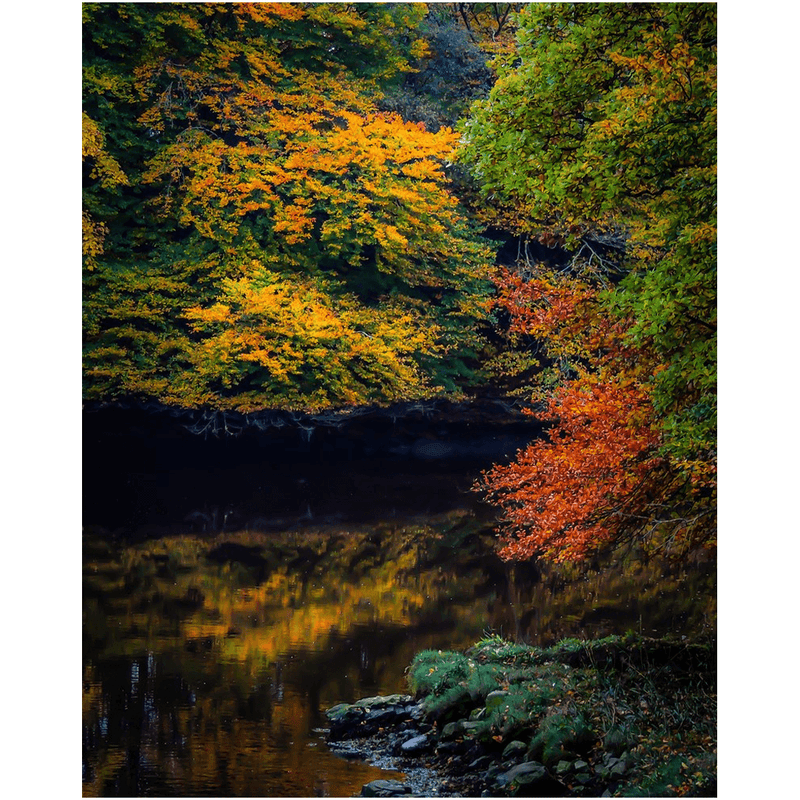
83,2,716,567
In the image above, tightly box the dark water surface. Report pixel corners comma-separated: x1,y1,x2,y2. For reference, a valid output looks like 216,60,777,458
82,423,715,797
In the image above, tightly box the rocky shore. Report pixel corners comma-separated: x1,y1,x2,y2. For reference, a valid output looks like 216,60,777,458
322,635,716,797
325,693,565,797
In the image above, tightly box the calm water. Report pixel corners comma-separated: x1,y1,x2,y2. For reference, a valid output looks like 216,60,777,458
82,435,715,797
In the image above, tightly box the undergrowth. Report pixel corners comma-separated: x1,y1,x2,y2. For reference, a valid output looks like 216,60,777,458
407,634,716,796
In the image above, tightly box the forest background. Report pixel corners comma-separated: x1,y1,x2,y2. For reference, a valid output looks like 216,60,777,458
3,1,798,797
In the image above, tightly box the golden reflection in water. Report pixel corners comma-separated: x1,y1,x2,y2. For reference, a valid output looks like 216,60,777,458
83,511,715,796
83,513,499,796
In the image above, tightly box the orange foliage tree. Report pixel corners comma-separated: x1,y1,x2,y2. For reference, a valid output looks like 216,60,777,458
82,2,494,412
477,267,715,563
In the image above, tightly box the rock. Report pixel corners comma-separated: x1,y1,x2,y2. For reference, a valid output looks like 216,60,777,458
400,734,430,754
494,760,567,795
541,744,576,768
355,694,413,709
441,720,464,739
485,690,510,711
367,708,402,726
468,755,494,771
326,696,418,741
329,743,367,760
360,779,413,797
502,740,528,761
462,720,484,735
611,760,627,776
514,771,567,795
485,764,504,781
496,761,547,787
436,740,466,756
463,740,488,763
326,703,358,721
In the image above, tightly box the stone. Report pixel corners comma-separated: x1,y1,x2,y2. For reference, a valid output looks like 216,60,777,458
463,740,488,763
367,707,406,726
541,744,575,769
360,779,413,797
468,755,494,771
355,694,413,709
436,740,465,756
496,761,548,787
326,703,369,740
484,764,504,782
485,690,510,711
492,760,567,795
441,720,464,739
400,734,430,754
326,695,419,742
326,703,359,721
502,740,528,761
461,720,484,735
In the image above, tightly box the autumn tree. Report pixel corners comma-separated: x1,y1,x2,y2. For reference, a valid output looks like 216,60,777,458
463,3,717,562
82,2,495,412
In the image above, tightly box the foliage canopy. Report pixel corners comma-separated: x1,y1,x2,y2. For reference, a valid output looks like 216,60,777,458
83,2,717,564
462,3,717,561
82,2,495,412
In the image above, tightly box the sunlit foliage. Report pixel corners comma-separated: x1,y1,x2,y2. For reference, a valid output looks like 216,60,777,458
82,3,494,411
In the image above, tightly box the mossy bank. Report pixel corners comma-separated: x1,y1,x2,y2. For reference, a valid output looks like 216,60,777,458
325,633,716,797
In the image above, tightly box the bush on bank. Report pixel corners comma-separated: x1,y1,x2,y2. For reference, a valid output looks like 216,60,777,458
407,633,716,797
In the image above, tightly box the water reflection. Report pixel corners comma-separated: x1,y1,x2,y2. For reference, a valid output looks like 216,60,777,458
83,481,715,796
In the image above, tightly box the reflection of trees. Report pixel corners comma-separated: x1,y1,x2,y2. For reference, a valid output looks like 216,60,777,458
484,550,716,646
83,625,438,795
83,514,715,795
82,513,507,794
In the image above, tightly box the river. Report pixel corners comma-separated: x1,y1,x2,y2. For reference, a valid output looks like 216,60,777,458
82,413,715,797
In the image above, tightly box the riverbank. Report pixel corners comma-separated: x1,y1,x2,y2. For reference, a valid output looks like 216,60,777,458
325,633,716,797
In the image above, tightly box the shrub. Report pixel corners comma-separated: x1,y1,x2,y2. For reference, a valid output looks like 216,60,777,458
408,650,504,722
